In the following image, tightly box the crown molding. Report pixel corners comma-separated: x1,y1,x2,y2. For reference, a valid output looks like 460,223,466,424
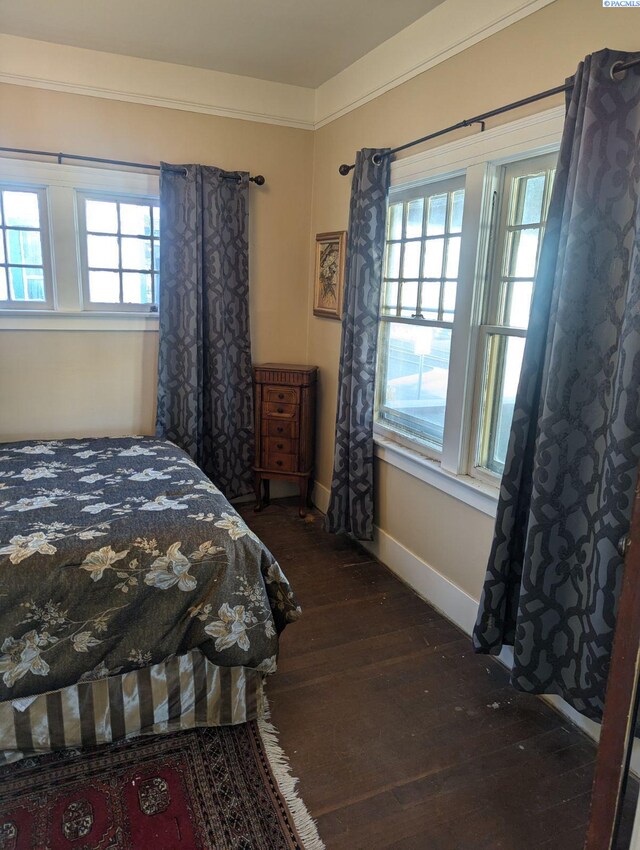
0,34,316,130
314,0,557,128
0,0,556,132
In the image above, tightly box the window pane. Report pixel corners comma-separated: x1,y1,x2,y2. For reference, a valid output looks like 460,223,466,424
0,235,4,265
121,237,151,270
385,242,401,278
402,241,421,278
450,190,464,233
445,236,461,279
388,203,403,240
379,322,451,448
426,194,447,236
87,235,119,269
478,333,525,474
508,228,539,278
405,199,424,238
503,280,534,328
120,203,151,236
153,241,160,272
153,207,160,237
6,229,43,265
0,268,7,300
423,238,444,278
442,280,457,317
9,267,45,301
381,280,399,315
86,200,118,234
122,272,153,304
89,270,120,302
3,191,40,228
420,282,440,319
519,174,545,225
399,281,418,316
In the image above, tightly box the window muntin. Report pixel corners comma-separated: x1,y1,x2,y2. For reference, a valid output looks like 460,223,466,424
78,194,160,310
475,154,556,476
0,186,51,308
377,177,464,451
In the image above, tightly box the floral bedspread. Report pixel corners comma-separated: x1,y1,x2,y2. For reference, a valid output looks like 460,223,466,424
0,436,300,702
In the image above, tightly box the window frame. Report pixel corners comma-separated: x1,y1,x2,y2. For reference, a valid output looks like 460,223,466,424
0,157,160,329
0,181,54,311
77,190,160,314
373,105,564,511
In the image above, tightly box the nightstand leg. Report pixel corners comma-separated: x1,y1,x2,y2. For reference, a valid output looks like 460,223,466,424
263,479,271,507
253,474,263,512
298,477,308,518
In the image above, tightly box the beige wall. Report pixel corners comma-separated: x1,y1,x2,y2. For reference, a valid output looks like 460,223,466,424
306,0,637,599
0,83,314,440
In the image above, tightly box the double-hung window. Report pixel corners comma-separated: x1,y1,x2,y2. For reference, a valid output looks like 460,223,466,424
0,158,160,324
474,154,556,476
0,185,52,309
378,178,464,451
374,109,562,505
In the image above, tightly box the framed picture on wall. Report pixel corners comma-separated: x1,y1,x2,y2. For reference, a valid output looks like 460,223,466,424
313,230,346,320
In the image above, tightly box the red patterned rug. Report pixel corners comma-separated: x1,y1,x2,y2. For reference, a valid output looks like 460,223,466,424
0,716,324,850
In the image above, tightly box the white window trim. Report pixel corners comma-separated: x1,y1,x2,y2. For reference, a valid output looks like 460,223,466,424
374,104,564,514
0,157,160,331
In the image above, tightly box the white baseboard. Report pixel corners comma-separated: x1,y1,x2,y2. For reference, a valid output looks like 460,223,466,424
311,479,639,775
312,480,331,514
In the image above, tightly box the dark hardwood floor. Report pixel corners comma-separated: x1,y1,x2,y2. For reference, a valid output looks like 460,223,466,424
239,500,638,850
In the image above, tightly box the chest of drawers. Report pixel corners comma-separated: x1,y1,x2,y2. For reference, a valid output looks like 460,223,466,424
253,363,318,517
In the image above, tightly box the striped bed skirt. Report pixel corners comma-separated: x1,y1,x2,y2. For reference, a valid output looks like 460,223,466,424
0,650,264,765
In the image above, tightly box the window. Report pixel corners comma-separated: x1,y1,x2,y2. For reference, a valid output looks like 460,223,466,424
378,178,464,450
78,194,160,311
475,155,556,476
0,158,160,324
374,108,562,501
0,185,51,309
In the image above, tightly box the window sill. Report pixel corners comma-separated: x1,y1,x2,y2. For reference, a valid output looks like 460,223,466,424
0,310,160,332
373,433,499,518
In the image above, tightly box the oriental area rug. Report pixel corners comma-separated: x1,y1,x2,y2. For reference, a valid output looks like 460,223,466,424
0,712,324,850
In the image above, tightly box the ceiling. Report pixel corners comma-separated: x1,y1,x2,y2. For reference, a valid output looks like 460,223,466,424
0,0,447,88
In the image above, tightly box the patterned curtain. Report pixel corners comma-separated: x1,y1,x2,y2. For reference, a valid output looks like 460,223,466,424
325,148,391,541
473,49,640,723
156,164,254,499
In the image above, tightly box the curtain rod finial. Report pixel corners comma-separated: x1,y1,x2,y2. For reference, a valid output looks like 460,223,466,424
252,174,265,186
338,163,353,176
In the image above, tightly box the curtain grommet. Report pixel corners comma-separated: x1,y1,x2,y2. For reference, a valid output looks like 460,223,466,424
610,61,627,81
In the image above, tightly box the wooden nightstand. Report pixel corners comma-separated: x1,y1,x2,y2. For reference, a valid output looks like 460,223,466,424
253,363,318,517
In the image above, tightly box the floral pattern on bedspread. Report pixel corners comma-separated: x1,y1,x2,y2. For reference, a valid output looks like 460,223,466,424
0,437,300,701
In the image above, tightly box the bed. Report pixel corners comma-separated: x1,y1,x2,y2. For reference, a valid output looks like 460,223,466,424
0,436,300,763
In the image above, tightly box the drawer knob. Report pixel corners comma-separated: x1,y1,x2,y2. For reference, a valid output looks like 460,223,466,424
278,393,285,400
276,443,283,449
277,407,284,413
276,460,283,467
277,427,283,433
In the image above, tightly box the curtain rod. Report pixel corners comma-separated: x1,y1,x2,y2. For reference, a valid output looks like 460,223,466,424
338,55,640,175
0,146,266,185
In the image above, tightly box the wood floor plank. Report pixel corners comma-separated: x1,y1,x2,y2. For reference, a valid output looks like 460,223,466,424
239,501,638,849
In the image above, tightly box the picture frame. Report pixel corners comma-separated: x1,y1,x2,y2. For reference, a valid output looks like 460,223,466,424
313,230,346,320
